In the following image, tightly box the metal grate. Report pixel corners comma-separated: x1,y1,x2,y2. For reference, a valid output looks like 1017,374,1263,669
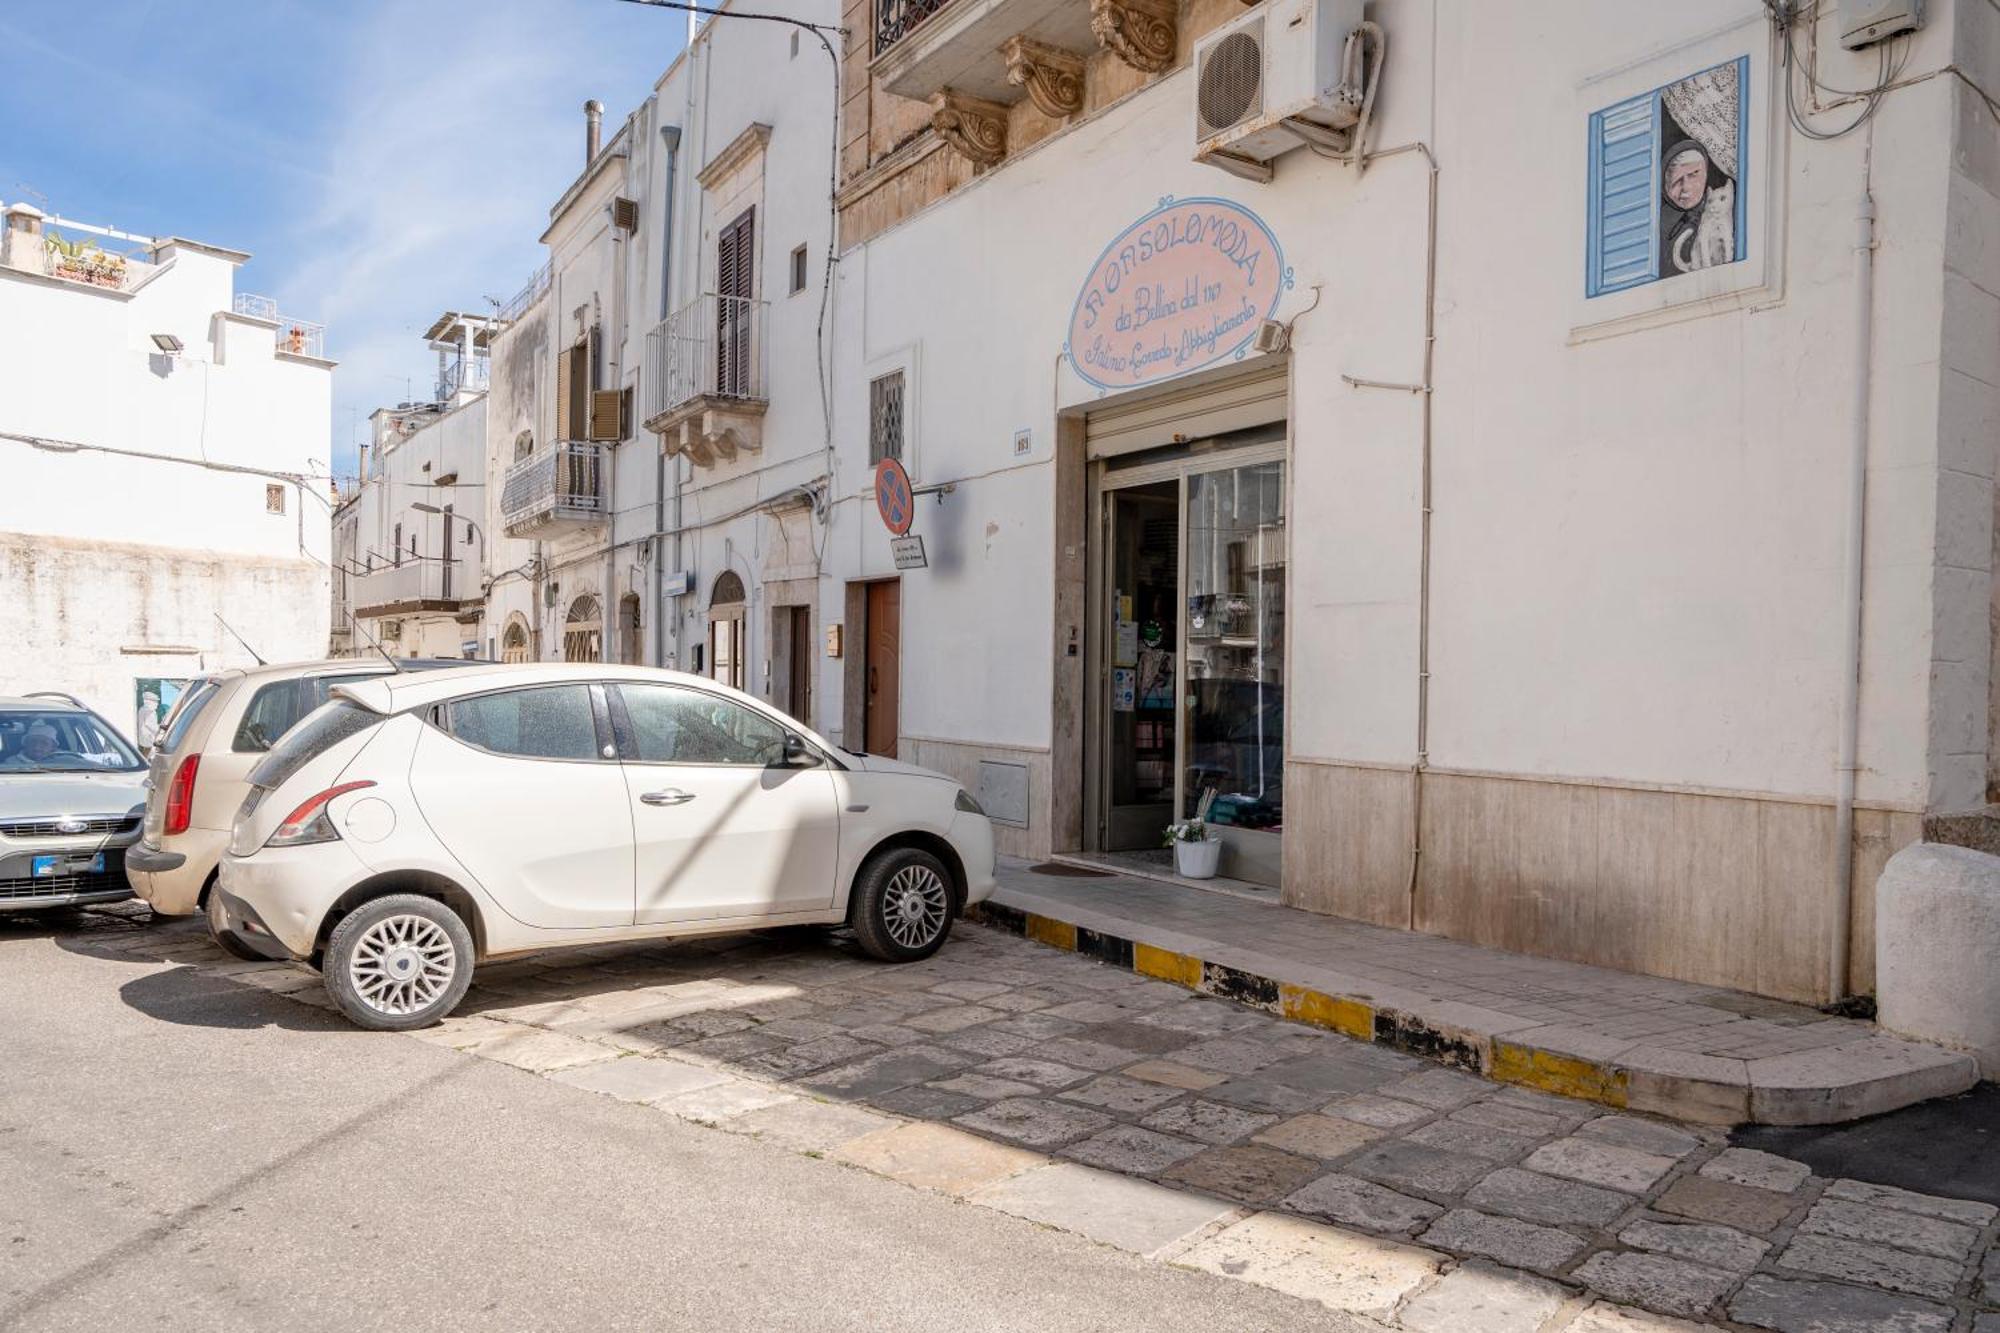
1197,26,1264,140
870,371,905,464
0,869,127,900
0,815,136,839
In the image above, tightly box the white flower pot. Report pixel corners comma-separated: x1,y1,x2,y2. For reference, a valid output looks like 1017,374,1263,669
1174,836,1222,880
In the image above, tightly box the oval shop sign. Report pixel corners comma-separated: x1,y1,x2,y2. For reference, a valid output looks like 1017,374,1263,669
1066,196,1290,393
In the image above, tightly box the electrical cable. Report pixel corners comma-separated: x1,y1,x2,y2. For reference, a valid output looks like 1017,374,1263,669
1773,0,1910,142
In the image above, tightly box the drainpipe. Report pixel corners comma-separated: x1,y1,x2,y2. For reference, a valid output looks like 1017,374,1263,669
1337,140,1439,932
655,124,682,668
1829,147,1876,1003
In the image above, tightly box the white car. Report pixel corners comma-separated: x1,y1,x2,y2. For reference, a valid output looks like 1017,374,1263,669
215,663,996,1030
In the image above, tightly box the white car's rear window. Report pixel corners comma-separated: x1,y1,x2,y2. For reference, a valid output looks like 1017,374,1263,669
247,701,381,790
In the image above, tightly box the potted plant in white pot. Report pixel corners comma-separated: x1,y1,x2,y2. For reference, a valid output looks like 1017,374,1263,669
1164,818,1222,879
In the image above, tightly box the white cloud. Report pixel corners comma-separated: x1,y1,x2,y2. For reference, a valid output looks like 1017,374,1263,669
272,2,680,477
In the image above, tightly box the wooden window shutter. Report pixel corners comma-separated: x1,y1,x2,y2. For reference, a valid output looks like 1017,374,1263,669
555,346,575,442
1585,90,1659,297
588,387,631,441
717,207,755,301
565,342,591,438
716,208,756,397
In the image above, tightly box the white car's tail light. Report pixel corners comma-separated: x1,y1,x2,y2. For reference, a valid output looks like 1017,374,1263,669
265,781,375,848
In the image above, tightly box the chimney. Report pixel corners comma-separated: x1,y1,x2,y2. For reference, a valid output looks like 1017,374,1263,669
584,99,605,164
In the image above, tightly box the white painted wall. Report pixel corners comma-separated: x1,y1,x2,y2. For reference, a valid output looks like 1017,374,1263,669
0,218,332,734
825,0,1974,814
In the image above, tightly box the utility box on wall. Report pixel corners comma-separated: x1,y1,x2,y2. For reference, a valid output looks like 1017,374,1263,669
976,760,1030,828
1841,0,1921,49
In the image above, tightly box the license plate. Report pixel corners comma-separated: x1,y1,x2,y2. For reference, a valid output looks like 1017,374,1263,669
32,852,104,878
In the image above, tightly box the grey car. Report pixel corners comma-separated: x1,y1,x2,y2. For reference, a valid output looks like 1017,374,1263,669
0,694,148,913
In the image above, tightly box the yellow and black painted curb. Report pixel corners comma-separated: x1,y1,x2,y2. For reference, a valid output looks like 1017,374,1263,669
969,901,1633,1111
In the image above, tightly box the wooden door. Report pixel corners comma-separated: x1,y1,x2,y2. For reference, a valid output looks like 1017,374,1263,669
863,581,900,758
786,605,811,722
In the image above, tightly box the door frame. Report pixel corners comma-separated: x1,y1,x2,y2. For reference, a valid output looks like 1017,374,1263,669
842,577,902,758
1083,437,1287,880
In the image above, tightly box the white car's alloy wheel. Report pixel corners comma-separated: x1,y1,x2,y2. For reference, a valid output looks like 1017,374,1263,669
851,848,955,962
348,914,457,1016
324,893,475,1030
883,863,948,951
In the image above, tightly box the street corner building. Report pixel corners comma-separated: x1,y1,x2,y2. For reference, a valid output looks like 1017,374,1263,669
354,0,1999,1016
827,0,2000,1008
0,201,335,736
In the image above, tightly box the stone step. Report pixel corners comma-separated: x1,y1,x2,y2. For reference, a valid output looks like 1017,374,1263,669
978,864,1979,1126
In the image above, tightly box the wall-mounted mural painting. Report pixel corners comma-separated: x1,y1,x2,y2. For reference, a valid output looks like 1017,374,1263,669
134,677,190,752
1586,56,1748,297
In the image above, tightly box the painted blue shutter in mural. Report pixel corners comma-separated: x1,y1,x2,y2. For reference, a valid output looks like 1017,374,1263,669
1586,91,1660,297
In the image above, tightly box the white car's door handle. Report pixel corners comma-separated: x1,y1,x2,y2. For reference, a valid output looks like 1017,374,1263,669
639,788,696,807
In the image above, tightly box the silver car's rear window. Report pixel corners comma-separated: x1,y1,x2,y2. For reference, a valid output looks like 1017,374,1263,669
247,701,381,790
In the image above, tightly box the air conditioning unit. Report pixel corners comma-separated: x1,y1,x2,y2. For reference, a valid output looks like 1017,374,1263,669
379,619,403,641
1193,0,1379,182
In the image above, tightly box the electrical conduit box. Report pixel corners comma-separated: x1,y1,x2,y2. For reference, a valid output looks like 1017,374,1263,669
1840,0,1921,49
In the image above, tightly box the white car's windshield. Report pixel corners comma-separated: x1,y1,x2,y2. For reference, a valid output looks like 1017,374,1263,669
0,708,144,773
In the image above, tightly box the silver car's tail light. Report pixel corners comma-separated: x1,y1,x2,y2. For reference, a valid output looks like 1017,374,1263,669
264,781,375,849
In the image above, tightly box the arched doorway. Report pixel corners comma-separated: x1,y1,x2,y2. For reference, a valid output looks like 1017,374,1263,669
619,592,643,666
709,571,746,689
501,615,532,664
563,595,602,663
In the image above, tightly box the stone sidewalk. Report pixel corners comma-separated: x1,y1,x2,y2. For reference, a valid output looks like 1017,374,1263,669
992,859,1979,1126
67,906,2000,1333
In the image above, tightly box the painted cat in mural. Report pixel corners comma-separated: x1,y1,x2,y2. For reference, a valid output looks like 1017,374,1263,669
1672,180,1735,274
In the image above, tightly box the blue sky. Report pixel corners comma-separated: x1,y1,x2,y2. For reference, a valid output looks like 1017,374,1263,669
1,0,684,482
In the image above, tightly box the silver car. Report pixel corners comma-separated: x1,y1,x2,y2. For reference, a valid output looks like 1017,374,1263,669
0,694,148,913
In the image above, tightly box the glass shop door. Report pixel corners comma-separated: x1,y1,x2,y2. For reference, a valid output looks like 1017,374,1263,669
1093,443,1286,885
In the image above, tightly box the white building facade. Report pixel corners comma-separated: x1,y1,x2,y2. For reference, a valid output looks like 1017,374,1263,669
334,315,493,660
486,0,841,713
447,0,2000,1008
0,202,333,743
818,0,2000,1006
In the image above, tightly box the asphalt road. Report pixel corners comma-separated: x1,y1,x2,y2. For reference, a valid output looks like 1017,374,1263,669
1735,1082,2000,1207
0,910,1373,1333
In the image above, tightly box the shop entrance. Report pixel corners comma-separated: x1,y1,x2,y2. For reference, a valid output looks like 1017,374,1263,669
1088,430,1286,886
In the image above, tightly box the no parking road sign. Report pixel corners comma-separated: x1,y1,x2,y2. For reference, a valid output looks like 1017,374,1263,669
874,457,915,537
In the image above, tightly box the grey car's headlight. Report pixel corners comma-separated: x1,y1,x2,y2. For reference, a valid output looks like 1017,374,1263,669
954,789,986,816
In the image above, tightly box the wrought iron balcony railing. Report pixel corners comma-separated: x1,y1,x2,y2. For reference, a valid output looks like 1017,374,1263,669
235,293,326,358
643,293,768,424
501,440,608,537
876,0,956,54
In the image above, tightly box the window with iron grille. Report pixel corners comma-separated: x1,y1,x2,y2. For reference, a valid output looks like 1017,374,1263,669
265,484,285,514
869,371,904,464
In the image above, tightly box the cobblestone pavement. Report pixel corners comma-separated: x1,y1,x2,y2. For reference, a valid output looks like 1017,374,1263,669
69,907,2000,1333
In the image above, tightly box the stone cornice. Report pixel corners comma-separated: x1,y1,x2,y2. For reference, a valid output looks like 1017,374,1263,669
698,122,774,189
